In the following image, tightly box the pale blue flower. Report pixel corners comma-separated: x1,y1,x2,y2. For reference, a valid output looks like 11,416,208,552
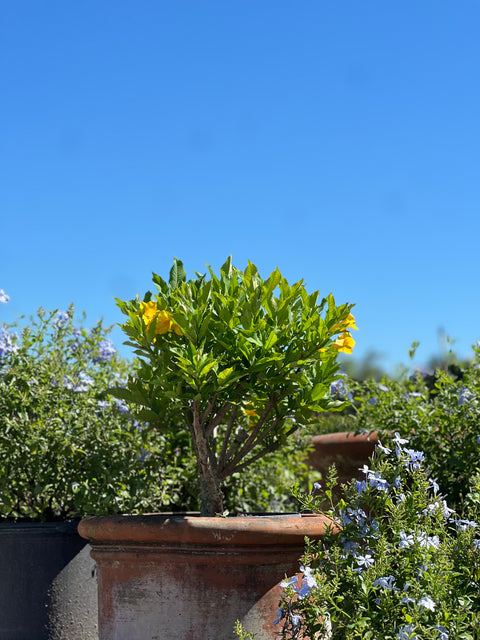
64,372,94,392
330,378,348,399
113,397,129,414
377,442,392,455
398,531,415,548
458,387,475,405
354,553,374,569
417,532,440,550
393,432,408,447
291,614,302,628
404,448,425,470
354,479,367,495
429,478,439,495
436,626,449,640
452,518,478,532
368,472,390,492
273,608,284,625
300,565,317,588
0,290,10,303
418,595,436,611
373,575,395,590
396,623,416,639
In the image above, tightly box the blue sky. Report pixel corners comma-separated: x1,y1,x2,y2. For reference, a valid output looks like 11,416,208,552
2,1,479,373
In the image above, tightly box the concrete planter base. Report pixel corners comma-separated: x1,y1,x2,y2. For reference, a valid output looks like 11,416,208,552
0,521,98,640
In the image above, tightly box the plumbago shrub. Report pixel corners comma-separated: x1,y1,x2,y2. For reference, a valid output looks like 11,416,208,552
0,304,190,521
350,346,480,513
271,434,480,640
114,257,357,516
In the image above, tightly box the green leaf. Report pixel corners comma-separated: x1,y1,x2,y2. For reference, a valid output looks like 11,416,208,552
169,258,187,290
264,330,278,351
311,382,327,402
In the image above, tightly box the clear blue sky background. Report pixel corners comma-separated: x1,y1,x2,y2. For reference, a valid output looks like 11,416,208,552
2,1,479,373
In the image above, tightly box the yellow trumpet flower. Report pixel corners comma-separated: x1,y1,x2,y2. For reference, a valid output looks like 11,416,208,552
332,331,355,354
138,302,182,336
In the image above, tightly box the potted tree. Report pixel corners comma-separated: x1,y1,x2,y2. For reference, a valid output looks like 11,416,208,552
79,257,356,640
0,302,177,640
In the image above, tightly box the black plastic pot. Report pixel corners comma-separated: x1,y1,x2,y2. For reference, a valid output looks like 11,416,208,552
0,521,98,640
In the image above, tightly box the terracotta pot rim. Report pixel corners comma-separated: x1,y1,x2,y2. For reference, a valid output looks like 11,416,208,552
78,512,337,546
311,430,379,444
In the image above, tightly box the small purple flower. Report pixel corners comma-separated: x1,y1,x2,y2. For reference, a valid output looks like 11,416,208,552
458,387,475,405
0,326,19,360
112,397,129,414
330,377,349,399
93,339,116,363
0,290,10,304
64,372,94,392
55,311,69,327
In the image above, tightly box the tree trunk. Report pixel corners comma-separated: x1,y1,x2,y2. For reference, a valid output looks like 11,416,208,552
190,401,225,516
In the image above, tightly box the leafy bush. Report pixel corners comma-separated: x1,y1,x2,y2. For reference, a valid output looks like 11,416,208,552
272,434,480,639
350,346,480,513
0,304,313,520
0,306,186,520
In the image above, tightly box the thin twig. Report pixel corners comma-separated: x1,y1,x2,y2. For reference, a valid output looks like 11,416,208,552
204,401,233,439
221,415,283,478
200,394,217,428
217,403,239,471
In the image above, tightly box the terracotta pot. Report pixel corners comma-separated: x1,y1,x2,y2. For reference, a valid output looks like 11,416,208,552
78,512,336,640
0,521,98,640
308,431,378,486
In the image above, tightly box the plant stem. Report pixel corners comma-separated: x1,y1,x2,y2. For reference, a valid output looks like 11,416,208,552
191,400,225,516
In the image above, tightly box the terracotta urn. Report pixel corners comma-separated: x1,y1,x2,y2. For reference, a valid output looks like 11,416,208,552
78,512,336,640
308,430,378,486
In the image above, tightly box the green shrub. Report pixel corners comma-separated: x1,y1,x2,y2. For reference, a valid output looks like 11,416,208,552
0,305,313,520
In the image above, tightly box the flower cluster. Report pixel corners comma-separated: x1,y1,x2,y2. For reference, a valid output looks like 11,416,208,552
349,348,480,513
275,434,480,639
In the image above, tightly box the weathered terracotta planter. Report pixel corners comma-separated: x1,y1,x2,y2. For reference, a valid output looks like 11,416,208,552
308,431,378,486
0,521,98,640
78,512,336,640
